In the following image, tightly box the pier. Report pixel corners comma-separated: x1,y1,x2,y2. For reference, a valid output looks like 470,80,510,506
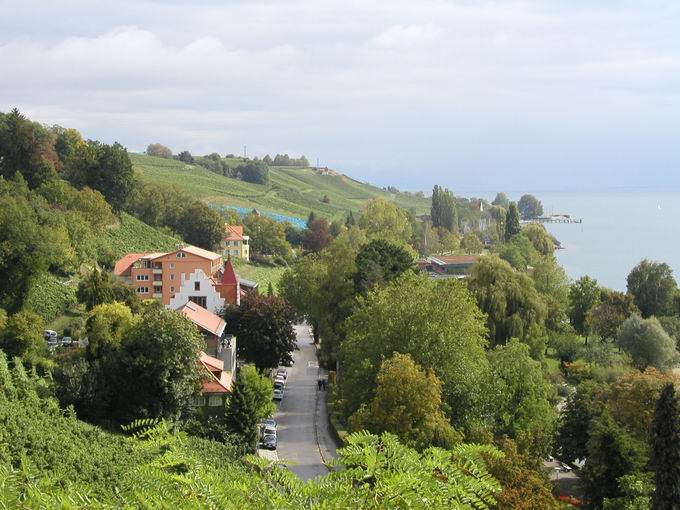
523,214,582,225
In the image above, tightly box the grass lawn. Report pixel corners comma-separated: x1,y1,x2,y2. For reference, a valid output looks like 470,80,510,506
232,258,287,293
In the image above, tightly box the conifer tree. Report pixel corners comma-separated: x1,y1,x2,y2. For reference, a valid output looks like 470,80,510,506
651,383,680,510
505,202,521,241
306,211,316,229
345,210,356,227
225,376,259,452
267,282,274,296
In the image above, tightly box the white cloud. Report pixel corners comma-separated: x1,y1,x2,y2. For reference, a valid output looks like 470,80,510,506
2,0,680,190
370,24,441,49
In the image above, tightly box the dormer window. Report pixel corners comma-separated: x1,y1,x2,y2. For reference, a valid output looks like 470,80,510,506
176,252,187,259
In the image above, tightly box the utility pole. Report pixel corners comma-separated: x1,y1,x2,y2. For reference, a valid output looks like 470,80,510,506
316,157,319,169
243,145,247,159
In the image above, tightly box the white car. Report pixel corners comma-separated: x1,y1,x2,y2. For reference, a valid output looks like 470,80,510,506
273,387,283,401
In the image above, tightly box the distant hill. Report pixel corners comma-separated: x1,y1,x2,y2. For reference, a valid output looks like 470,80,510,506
105,212,180,259
130,154,430,222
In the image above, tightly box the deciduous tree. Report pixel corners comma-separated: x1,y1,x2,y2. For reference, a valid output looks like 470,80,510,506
349,353,461,451
146,143,173,158
569,275,600,338
651,383,680,510
224,293,297,371
517,194,543,220
616,315,677,371
354,239,414,295
627,259,678,318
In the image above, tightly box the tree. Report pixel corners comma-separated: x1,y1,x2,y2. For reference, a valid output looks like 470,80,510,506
487,438,560,510
651,383,680,510
237,161,269,185
582,411,648,508
279,254,326,341
627,260,678,318
603,474,654,510
523,223,554,256
487,340,557,457
354,239,414,295
224,293,297,371
85,302,134,361
65,141,134,211
569,276,601,338
462,232,484,254
77,268,114,310
306,211,316,229
431,185,458,232
504,202,521,241
339,272,490,430
616,315,677,371
467,256,547,350
659,316,680,350
532,256,570,331
588,289,639,341
498,233,541,271
302,218,333,253
0,311,46,361
112,307,204,422
177,150,194,164
225,365,276,451
146,143,173,158
345,210,356,227
243,213,292,258
349,353,461,451
555,380,600,465
358,198,413,245
0,109,59,188
180,201,224,251
491,192,510,210
517,194,543,220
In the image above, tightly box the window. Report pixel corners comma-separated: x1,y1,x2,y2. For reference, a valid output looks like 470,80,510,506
136,274,149,281
170,274,175,281
208,395,223,407
170,262,175,269
176,252,186,259
189,296,207,308
194,281,200,291
170,286,175,293
136,287,149,294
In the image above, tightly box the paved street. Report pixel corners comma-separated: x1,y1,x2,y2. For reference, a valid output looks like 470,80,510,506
274,325,337,481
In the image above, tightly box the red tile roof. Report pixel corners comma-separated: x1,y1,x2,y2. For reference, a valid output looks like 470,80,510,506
199,352,232,394
179,245,223,261
224,224,245,241
113,253,149,276
179,301,226,337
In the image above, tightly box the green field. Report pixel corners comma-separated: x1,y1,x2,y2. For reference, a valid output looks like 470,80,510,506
232,259,287,293
105,212,180,259
130,154,430,221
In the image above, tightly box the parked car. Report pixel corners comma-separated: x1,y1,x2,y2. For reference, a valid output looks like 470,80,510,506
262,433,277,450
276,368,288,382
262,425,276,438
43,330,58,341
275,375,286,388
61,336,73,347
263,418,277,430
273,387,283,401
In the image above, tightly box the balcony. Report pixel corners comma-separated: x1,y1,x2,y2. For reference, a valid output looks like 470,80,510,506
153,280,163,287
152,292,162,299
152,268,163,275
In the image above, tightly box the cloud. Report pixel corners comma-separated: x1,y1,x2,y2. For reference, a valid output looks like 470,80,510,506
370,24,441,49
2,0,680,191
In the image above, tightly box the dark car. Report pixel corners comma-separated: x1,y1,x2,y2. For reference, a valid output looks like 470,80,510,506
262,433,277,450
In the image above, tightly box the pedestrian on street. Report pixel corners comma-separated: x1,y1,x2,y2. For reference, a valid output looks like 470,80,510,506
317,378,322,390
321,379,327,391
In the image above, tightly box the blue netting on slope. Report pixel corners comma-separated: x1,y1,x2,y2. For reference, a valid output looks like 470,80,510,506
210,205,306,229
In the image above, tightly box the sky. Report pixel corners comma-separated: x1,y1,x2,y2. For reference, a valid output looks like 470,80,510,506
2,0,680,194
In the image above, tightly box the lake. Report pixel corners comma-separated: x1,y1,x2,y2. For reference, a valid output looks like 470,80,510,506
539,191,680,291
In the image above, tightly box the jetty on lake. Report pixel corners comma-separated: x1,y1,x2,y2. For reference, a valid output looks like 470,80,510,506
522,214,582,225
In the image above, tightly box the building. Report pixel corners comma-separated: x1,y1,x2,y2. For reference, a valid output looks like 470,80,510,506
114,245,224,306
198,351,234,407
418,255,480,278
177,300,227,355
223,224,250,261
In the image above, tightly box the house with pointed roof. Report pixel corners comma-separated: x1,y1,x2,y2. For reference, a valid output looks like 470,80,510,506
198,351,234,407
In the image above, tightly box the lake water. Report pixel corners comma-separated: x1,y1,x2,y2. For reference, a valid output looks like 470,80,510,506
539,191,680,291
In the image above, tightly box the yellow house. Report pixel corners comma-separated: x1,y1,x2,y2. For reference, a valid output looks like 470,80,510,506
223,224,250,261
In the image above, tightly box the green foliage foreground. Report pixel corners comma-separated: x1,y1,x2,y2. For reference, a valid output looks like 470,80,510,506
0,351,503,509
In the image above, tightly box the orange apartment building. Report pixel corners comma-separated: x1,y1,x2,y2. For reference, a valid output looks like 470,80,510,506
114,245,223,306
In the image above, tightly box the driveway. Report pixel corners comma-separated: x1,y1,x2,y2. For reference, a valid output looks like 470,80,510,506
274,325,337,481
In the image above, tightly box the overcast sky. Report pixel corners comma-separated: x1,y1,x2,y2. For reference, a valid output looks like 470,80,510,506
2,0,680,194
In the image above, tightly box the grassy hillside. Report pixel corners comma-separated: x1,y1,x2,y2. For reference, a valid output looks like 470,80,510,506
130,153,430,222
105,212,180,259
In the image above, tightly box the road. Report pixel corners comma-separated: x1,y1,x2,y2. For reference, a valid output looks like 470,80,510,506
273,325,337,481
